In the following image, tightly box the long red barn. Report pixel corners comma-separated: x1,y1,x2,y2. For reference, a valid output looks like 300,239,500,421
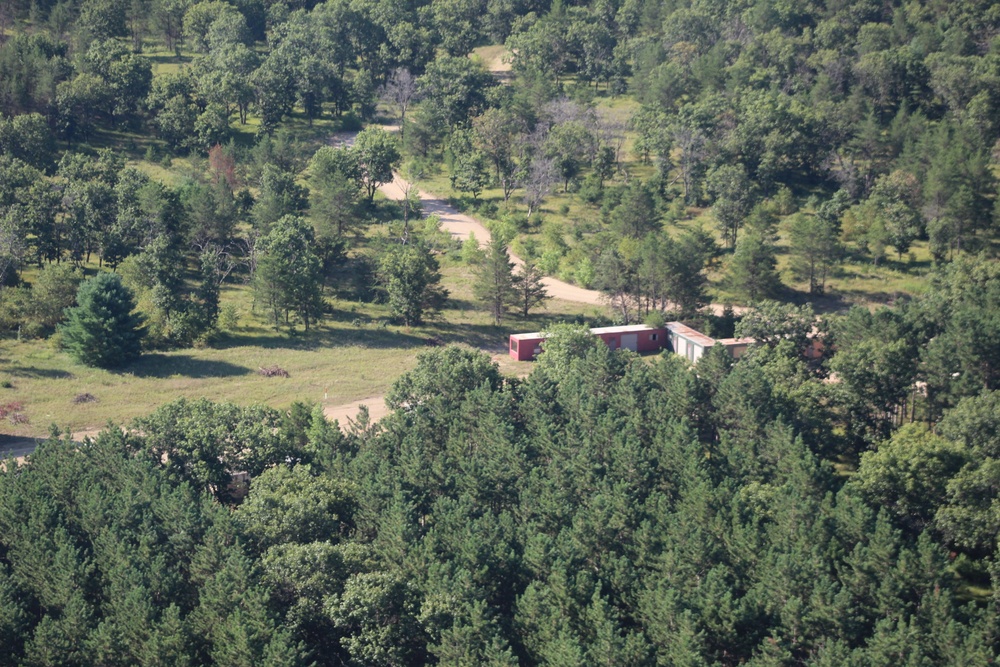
509,324,668,361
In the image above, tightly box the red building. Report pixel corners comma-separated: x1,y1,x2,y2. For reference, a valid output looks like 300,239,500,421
508,331,547,361
509,324,668,361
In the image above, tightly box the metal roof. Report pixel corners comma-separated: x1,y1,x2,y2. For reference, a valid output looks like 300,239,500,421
589,324,659,335
716,337,755,346
510,331,546,340
665,322,716,347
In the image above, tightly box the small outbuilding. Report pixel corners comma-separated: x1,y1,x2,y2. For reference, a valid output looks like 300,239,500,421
509,331,548,361
665,322,717,363
666,323,754,363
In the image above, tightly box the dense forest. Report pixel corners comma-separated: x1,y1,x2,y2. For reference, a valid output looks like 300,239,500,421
3,0,1000,663
4,286,1000,664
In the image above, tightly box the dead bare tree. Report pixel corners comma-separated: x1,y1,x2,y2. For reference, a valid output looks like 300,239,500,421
672,125,707,203
194,241,240,288
379,68,418,136
597,116,627,169
523,155,558,217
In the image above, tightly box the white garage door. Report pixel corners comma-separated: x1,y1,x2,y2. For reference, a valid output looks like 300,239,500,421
621,333,638,351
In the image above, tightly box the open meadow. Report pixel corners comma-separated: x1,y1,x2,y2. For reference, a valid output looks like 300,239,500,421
0,264,596,439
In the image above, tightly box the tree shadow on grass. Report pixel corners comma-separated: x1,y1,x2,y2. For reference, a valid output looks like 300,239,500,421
7,366,75,380
145,53,191,66
435,324,509,353
0,435,42,459
210,325,431,353
126,355,253,379
780,287,851,314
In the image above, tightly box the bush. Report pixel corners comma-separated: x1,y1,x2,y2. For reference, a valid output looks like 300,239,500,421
28,263,83,336
476,200,498,218
500,211,530,233
572,256,595,288
461,234,485,265
578,173,604,205
340,112,362,132
644,310,667,329
539,249,563,276
218,304,240,331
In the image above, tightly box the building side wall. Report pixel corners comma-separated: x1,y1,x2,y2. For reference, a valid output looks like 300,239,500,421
510,327,669,361
637,329,667,352
510,335,546,361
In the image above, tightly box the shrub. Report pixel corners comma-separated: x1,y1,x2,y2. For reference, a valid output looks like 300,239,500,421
644,310,667,329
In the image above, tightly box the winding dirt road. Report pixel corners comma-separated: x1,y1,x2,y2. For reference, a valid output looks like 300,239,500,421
377,174,605,305
376,169,742,317
335,126,605,305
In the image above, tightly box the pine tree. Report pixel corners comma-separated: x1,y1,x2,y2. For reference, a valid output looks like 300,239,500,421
472,238,516,326
726,230,781,302
59,272,145,368
786,212,841,294
512,259,550,318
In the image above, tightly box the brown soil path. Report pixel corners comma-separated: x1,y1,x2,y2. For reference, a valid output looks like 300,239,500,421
377,171,744,316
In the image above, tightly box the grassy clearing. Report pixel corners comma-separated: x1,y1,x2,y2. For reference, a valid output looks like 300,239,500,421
471,45,510,72
0,263,597,438
143,47,194,76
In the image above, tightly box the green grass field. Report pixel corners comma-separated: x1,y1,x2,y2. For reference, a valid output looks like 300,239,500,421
0,264,593,439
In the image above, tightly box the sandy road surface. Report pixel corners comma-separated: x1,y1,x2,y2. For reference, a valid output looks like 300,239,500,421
322,396,391,426
0,429,104,465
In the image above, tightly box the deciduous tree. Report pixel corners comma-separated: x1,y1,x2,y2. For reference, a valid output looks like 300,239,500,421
376,241,447,326
353,127,400,202
254,215,324,329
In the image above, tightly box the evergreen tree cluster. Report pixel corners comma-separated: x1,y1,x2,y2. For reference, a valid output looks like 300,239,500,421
6,260,1000,664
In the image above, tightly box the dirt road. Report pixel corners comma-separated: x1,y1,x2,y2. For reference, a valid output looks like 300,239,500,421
377,172,744,316
334,126,606,306
378,173,606,305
